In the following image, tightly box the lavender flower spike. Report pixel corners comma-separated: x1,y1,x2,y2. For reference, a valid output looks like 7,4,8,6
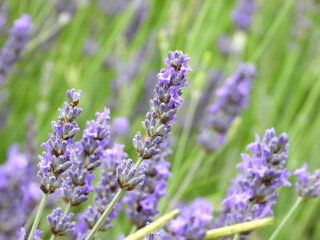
160,198,214,239
62,107,111,207
0,14,33,86
37,89,82,194
214,128,290,238
125,143,172,228
197,63,256,152
79,143,128,234
294,163,320,200
231,0,257,31
47,208,75,236
117,159,146,191
17,228,43,240
133,50,191,160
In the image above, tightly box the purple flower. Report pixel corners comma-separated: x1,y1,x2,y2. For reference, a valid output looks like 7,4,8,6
231,0,257,31
0,144,40,240
197,63,256,152
17,228,25,240
133,50,191,160
294,163,320,200
37,89,82,194
213,128,291,239
33,230,43,240
62,107,111,206
162,198,214,239
117,159,146,191
124,145,172,228
0,14,32,86
47,208,75,236
79,143,128,233
110,117,130,142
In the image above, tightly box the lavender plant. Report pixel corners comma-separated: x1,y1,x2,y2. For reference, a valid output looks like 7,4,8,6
28,89,82,239
0,145,40,240
161,198,214,240
197,63,256,152
214,128,291,239
269,163,320,240
124,142,172,228
0,14,32,86
85,50,191,240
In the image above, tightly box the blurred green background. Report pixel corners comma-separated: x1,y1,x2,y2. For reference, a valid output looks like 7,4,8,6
1,0,320,239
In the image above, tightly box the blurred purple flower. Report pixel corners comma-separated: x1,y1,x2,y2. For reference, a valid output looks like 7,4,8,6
231,0,257,31
294,163,320,200
161,198,214,239
197,63,256,152
0,14,33,86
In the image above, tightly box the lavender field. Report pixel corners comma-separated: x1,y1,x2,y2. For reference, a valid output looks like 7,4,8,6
1,0,320,239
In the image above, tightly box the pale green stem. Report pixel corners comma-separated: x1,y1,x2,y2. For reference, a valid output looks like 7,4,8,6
85,157,143,240
27,193,48,240
269,197,302,240
85,188,126,240
168,150,207,210
49,234,56,240
64,202,71,215
232,233,240,240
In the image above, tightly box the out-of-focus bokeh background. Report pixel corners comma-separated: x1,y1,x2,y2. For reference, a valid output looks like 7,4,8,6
1,0,320,239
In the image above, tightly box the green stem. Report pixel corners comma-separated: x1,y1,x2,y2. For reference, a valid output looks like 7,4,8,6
64,202,71,215
167,150,207,210
269,197,302,240
49,234,56,240
85,188,126,240
85,157,143,240
27,193,48,240
232,233,240,240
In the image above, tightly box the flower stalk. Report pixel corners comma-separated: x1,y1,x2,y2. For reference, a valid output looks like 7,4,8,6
27,193,48,240
269,197,302,240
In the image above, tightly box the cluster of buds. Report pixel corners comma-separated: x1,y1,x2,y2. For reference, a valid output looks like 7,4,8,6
133,50,191,160
37,89,82,194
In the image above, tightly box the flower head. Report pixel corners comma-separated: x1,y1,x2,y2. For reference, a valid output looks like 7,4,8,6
133,50,191,160
47,208,75,236
197,63,256,152
214,128,291,236
294,163,320,200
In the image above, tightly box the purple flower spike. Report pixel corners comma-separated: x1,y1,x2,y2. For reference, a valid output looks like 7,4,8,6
133,50,191,160
37,89,82,194
117,159,146,191
62,107,111,206
231,0,257,31
294,163,320,200
0,14,33,86
197,63,256,152
213,128,291,239
161,198,214,239
78,143,128,234
124,143,172,229
1,144,41,239
47,208,75,236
